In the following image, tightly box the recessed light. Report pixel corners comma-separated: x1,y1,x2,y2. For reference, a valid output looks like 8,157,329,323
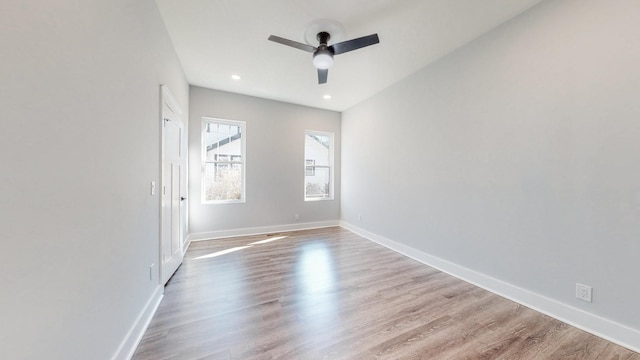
323,94,331,100
231,74,241,80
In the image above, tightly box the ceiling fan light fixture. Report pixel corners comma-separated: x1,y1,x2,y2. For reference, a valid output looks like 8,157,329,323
313,50,334,69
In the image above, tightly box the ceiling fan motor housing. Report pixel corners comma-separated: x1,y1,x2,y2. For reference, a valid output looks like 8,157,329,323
313,32,335,69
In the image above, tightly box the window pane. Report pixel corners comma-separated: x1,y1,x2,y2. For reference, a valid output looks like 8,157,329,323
204,163,242,201
305,134,330,166
305,167,330,199
204,123,242,161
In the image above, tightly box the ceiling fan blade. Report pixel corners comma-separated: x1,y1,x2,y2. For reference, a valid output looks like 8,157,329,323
318,68,328,84
268,35,316,53
330,34,380,55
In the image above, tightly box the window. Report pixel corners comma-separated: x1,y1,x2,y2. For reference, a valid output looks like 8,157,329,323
202,118,246,203
305,130,334,200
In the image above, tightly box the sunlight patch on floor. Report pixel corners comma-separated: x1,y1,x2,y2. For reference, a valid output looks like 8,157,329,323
193,246,251,260
193,236,289,260
249,235,288,245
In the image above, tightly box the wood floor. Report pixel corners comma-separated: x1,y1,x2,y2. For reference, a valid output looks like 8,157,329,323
132,227,639,360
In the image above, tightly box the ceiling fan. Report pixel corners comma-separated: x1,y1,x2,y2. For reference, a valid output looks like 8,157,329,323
268,29,379,84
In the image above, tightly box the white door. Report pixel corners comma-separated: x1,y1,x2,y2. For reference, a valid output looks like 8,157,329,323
160,85,186,285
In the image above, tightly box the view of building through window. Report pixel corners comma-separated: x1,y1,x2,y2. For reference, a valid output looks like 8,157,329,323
202,118,245,202
305,131,333,200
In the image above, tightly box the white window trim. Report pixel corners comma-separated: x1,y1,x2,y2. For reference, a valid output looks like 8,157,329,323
201,117,247,204
304,130,334,201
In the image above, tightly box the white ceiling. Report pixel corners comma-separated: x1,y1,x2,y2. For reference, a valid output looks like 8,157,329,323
155,0,542,112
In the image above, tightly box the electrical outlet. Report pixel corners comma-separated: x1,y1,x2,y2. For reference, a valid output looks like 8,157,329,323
294,213,300,221
149,264,155,281
358,214,362,221
576,283,592,302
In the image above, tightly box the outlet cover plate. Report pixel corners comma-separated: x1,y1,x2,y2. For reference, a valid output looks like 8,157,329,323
576,283,592,302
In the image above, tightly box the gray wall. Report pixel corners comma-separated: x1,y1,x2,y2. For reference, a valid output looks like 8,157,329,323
189,87,341,238
342,0,640,339
0,0,188,359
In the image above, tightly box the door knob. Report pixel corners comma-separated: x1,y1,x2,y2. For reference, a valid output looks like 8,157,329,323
180,197,187,201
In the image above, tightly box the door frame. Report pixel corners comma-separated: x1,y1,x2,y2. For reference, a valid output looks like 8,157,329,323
159,84,187,285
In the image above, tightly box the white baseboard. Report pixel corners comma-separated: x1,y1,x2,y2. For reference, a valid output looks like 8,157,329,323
111,286,164,360
183,235,192,253
340,221,640,354
189,220,340,242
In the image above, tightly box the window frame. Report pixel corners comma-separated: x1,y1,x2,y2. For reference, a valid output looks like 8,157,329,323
304,130,334,201
201,117,247,204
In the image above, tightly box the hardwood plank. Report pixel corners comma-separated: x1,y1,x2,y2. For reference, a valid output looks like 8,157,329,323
132,227,638,359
